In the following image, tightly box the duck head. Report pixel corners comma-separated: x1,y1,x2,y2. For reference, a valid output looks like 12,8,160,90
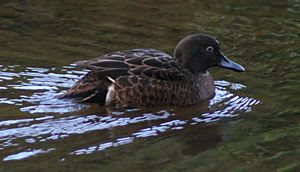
174,34,245,74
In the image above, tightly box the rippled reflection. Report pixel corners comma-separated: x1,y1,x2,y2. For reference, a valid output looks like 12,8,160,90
3,148,55,161
0,64,260,161
0,64,87,113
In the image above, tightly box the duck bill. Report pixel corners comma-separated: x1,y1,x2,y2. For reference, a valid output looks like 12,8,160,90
217,53,245,72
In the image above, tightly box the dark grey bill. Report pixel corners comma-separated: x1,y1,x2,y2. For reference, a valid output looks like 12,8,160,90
217,53,245,72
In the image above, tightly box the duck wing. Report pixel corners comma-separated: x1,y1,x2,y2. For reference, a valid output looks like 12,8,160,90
75,48,188,81
62,71,111,104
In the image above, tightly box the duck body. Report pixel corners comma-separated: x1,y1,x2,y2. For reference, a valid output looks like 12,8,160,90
63,34,245,107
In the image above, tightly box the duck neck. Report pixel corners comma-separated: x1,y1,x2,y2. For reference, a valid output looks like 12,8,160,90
196,71,215,100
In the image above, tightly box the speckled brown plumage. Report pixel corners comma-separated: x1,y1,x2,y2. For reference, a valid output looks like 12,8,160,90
110,74,215,106
62,34,245,107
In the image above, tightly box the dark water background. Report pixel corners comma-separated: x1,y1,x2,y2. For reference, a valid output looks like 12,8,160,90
0,0,299,171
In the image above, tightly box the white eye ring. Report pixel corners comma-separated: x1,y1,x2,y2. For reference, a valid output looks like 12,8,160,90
206,46,214,52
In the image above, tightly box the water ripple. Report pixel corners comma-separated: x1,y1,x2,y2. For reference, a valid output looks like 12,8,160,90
0,65,87,114
0,64,261,161
3,148,55,161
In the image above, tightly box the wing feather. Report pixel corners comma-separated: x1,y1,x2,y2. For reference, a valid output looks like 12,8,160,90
73,48,189,81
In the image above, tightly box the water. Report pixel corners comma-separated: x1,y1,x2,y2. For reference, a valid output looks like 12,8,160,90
0,0,299,171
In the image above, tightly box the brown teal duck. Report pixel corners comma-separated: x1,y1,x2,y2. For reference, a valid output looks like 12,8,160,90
63,34,245,106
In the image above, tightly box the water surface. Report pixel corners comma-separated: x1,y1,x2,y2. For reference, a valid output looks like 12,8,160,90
0,0,299,171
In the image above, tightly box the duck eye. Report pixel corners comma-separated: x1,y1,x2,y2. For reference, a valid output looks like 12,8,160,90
206,46,214,52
